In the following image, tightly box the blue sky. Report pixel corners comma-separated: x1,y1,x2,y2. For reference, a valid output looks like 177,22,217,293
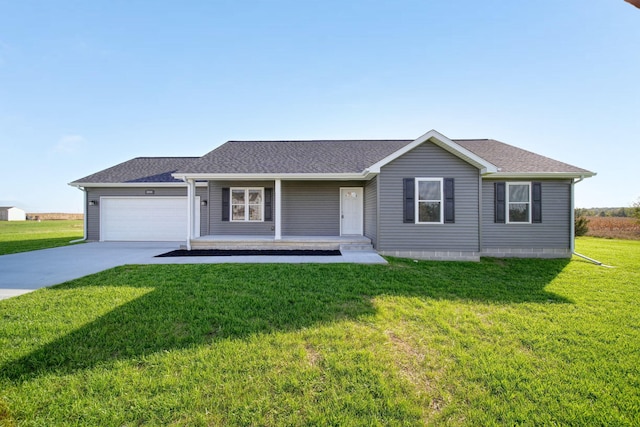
1,0,638,212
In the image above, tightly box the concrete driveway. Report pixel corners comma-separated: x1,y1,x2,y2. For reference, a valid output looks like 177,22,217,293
0,242,181,299
0,242,386,300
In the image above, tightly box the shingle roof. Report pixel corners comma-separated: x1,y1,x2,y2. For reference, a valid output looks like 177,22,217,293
70,138,594,185
178,140,414,174
70,157,199,184
454,139,593,174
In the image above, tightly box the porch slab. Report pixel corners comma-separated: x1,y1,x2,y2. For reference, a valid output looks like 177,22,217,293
190,235,373,251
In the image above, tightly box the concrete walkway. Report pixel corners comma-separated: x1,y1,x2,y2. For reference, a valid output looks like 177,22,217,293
0,242,386,300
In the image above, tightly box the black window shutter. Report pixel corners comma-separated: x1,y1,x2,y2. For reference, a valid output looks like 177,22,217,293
495,182,506,223
264,188,273,221
532,182,542,223
221,188,230,221
444,178,455,223
403,178,415,223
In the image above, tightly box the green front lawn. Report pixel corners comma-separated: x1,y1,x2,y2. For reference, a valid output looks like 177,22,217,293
0,220,84,255
1,238,639,426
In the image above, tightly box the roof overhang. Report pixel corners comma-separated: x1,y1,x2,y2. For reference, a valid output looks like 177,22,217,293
68,182,209,188
171,172,374,181
482,172,597,180
366,129,499,174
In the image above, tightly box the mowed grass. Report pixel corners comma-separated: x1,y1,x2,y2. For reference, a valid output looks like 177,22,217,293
0,220,84,255
0,238,639,426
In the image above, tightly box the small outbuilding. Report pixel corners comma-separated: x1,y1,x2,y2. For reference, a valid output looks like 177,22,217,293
0,207,27,221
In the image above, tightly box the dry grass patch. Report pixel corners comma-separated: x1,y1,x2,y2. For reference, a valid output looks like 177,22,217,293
586,216,640,240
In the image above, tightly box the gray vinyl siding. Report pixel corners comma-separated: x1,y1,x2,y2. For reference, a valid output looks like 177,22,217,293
377,142,481,252
364,177,378,247
85,186,208,241
281,181,364,236
198,185,209,236
209,181,275,236
481,179,571,250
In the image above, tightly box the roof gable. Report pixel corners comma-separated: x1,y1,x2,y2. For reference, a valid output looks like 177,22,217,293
367,129,499,174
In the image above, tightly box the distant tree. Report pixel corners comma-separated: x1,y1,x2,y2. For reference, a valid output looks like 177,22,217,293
633,198,640,222
575,213,590,236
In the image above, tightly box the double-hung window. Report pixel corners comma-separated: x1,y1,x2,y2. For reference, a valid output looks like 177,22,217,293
415,178,443,224
506,182,531,223
231,188,264,222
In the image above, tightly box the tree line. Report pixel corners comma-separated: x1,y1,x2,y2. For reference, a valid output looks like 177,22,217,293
576,207,638,218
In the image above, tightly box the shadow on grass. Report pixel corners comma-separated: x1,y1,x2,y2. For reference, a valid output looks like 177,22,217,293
0,237,83,256
1,257,570,382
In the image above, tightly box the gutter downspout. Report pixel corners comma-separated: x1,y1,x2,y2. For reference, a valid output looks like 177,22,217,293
570,176,611,267
569,177,583,254
478,171,483,256
69,186,88,243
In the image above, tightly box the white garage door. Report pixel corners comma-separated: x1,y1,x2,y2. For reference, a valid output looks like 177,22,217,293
101,197,199,241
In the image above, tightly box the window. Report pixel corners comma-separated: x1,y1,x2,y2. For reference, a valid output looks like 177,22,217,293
507,182,531,223
230,188,263,222
415,178,443,224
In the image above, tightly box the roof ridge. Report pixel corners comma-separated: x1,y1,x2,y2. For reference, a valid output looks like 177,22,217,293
225,139,414,143
132,156,199,159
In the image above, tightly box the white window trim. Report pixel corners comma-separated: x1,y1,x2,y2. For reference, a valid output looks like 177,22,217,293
506,182,532,224
230,187,265,222
415,177,444,225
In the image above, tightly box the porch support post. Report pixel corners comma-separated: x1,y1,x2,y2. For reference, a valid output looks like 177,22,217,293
275,179,282,240
186,178,195,250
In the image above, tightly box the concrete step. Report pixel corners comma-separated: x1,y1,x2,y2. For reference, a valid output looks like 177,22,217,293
339,244,375,252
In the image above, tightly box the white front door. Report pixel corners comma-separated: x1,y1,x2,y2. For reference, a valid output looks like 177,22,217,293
340,187,363,236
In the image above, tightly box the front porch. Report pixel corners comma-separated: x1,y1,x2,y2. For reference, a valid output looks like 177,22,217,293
190,235,373,251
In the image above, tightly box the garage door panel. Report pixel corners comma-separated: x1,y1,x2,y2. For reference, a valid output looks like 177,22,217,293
101,197,198,241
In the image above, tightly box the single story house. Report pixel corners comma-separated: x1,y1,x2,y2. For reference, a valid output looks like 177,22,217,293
0,206,26,221
69,129,595,261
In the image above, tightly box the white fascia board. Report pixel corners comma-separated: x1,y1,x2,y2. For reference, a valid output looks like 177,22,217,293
482,172,597,179
367,129,499,174
68,182,208,188
172,172,372,181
